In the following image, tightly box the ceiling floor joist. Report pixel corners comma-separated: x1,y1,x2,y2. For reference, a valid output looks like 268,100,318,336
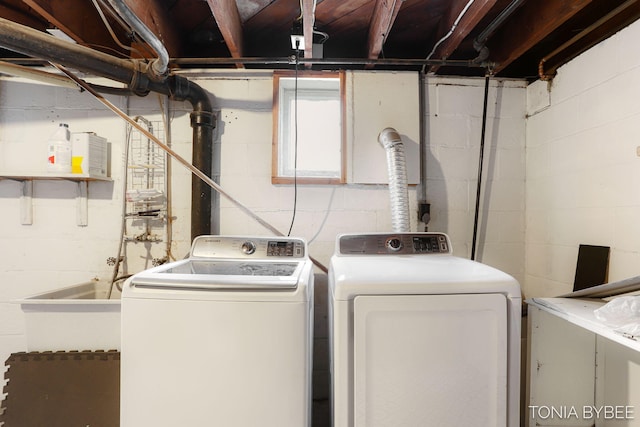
428,0,497,72
23,0,117,49
367,0,405,59
206,0,244,65
489,0,593,74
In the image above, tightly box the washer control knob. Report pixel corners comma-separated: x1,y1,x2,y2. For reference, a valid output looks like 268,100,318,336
386,237,403,252
241,241,256,255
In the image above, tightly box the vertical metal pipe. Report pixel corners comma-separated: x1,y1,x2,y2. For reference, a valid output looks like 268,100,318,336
471,75,490,261
418,70,429,228
190,110,216,238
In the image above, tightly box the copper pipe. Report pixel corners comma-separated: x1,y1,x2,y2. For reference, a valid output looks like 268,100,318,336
539,0,639,81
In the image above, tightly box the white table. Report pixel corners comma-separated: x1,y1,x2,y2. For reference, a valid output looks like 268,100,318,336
527,297,640,427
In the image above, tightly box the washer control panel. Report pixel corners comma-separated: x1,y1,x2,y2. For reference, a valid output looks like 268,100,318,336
338,233,451,255
190,236,306,259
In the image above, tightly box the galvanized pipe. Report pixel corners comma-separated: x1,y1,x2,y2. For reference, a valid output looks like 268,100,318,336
0,16,215,239
106,0,169,79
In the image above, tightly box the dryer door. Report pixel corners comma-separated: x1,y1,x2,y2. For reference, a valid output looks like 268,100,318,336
353,293,507,427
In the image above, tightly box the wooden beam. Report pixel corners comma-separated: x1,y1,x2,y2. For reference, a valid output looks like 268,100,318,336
124,0,182,56
539,0,640,79
206,0,244,65
22,0,104,45
428,0,497,69
489,0,593,74
302,0,315,59
0,3,47,30
367,0,405,59
23,0,181,57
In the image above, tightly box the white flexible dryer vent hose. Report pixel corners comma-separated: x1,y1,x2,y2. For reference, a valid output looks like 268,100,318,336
378,127,410,232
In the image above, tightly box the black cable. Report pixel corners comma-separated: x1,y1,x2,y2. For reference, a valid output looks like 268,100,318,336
287,44,301,236
471,74,490,261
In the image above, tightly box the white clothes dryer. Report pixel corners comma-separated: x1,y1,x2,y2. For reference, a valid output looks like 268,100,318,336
329,232,521,427
120,235,314,427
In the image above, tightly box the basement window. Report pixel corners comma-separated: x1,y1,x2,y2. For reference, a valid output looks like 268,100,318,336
272,71,345,184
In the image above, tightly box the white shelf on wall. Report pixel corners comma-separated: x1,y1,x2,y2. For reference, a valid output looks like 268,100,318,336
0,173,112,226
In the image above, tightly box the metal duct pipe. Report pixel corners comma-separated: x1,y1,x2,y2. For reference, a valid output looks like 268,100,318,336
378,127,410,233
106,0,169,79
0,16,215,239
472,0,526,63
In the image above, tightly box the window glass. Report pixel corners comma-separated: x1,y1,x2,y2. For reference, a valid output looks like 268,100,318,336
273,72,345,184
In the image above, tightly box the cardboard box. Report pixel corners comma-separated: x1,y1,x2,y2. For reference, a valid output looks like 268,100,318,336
71,132,110,177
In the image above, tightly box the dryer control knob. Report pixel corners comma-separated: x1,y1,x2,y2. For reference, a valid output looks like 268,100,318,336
241,241,256,255
386,237,403,252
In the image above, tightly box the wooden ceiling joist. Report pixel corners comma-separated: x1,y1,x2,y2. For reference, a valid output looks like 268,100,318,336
302,0,315,59
489,0,593,74
539,0,640,79
0,3,46,30
206,0,244,65
22,0,109,45
124,0,182,57
367,0,405,59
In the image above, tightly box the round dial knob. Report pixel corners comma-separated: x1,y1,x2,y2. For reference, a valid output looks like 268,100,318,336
241,241,256,255
386,237,403,252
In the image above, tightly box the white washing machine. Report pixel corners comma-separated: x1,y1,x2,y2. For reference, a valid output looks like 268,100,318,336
120,235,314,427
329,232,521,427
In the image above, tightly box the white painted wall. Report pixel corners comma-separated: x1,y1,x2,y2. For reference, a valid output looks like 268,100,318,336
425,76,527,280
525,19,640,298
0,76,195,368
0,69,528,385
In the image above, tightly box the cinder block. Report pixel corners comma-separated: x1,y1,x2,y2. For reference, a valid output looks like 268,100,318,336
436,82,485,117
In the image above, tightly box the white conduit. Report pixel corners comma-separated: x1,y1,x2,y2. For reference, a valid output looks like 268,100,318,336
425,0,475,60
52,63,329,273
378,127,410,233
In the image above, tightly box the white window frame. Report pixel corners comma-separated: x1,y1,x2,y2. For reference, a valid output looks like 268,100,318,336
272,71,345,184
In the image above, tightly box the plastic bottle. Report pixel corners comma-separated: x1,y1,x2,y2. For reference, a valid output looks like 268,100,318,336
47,123,72,173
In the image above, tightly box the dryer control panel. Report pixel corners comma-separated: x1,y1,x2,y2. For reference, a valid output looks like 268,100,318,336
338,233,451,255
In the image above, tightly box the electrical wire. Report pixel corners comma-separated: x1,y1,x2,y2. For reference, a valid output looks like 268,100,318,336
92,0,148,59
308,187,337,244
297,0,317,20
51,61,330,274
313,30,329,44
287,46,300,237
425,0,475,61
91,0,132,52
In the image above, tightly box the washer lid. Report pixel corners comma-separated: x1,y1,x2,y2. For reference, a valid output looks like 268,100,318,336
165,260,301,276
128,258,306,291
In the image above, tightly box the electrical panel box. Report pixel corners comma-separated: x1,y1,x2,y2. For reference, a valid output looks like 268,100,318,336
71,132,110,178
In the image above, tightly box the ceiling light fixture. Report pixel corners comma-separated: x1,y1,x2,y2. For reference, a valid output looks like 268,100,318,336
290,19,304,50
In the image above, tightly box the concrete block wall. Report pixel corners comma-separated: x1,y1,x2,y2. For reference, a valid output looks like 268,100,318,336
0,78,127,368
0,76,195,368
0,70,529,410
190,70,424,269
425,76,526,284
525,19,640,297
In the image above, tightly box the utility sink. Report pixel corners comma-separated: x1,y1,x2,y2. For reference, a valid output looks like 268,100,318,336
17,279,121,351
